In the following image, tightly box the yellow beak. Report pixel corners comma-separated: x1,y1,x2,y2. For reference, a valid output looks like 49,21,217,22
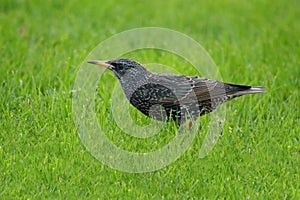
88,60,113,69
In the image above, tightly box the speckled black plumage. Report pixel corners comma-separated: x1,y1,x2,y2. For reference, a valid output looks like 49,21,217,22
88,58,265,126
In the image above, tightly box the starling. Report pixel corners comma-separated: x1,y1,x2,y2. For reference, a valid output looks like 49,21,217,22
88,58,265,126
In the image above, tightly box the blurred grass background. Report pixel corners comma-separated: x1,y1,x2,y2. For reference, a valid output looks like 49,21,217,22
0,0,299,198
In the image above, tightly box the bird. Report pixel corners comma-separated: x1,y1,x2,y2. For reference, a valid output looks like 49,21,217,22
88,58,265,127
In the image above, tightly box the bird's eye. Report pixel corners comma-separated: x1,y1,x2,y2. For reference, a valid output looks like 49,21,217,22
116,63,123,69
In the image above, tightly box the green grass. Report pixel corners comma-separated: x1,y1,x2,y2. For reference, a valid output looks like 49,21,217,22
1,0,299,198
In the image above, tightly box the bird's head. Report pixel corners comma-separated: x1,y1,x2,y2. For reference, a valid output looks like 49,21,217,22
88,58,148,80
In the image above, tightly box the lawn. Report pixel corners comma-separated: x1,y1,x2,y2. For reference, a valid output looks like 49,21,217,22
1,0,299,199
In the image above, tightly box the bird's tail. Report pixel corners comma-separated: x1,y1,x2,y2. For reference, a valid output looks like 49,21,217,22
225,83,266,98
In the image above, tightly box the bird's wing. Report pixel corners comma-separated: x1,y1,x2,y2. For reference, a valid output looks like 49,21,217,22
151,74,225,105
146,73,254,108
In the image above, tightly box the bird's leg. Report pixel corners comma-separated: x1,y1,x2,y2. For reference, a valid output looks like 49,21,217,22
188,115,199,130
177,116,198,134
188,121,193,130
177,120,193,135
